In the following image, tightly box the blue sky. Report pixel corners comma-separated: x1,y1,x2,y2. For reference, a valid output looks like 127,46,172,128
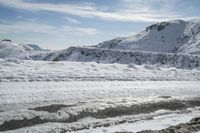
0,0,200,49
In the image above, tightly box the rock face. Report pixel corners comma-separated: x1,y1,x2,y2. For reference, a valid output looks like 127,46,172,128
145,22,170,32
2,39,12,42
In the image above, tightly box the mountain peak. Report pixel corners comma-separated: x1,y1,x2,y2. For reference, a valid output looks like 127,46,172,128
96,19,200,54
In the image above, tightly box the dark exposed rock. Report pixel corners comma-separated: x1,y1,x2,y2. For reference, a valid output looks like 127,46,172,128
2,39,12,42
29,104,76,113
146,22,169,32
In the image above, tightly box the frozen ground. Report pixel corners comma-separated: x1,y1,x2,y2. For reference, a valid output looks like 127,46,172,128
1,59,200,132
1,81,200,132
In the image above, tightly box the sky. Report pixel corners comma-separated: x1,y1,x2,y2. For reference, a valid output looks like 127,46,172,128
0,0,200,50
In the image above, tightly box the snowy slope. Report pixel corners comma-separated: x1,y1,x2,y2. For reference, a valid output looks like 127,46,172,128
97,20,200,54
0,40,49,59
1,58,200,132
32,47,200,69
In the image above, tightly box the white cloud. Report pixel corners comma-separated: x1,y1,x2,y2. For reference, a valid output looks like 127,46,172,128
0,0,198,22
0,20,99,37
64,17,81,24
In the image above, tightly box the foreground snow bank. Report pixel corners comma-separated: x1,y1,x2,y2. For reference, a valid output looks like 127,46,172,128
1,81,200,132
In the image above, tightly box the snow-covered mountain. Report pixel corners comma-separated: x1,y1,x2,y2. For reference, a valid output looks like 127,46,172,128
29,20,200,69
1,20,200,69
0,40,49,59
97,20,200,54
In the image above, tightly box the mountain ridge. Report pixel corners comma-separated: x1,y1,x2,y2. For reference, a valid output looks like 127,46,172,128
1,19,200,69
96,19,200,54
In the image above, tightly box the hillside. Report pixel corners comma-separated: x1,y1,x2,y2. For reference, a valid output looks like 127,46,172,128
31,47,200,70
0,40,49,59
97,20,200,54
